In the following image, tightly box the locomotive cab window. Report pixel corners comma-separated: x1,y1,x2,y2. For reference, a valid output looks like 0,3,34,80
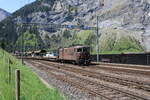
83,47,90,52
77,47,90,52
77,48,82,52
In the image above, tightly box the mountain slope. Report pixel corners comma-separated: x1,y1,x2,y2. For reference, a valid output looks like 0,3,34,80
0,0,150,53
0,8,10,22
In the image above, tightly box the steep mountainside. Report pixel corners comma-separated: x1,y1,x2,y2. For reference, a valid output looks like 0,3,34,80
0,0,150,53
0,8,10,22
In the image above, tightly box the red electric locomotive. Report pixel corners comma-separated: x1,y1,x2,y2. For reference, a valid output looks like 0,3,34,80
58,46,91,65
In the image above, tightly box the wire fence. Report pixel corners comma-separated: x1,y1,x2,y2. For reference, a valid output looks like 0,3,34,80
0,49,20,100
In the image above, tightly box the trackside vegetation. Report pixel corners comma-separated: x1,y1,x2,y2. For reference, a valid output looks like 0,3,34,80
0,49,65,100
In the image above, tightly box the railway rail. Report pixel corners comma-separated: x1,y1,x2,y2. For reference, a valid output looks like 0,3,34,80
26,59,150,100
97,63,150,70
94,64,150,76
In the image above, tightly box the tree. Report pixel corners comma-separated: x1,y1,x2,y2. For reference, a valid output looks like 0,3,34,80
1,42,5,50
45,34,51,48
63,29,72,38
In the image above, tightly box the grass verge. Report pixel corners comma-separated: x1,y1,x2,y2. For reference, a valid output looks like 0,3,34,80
0,49,65,100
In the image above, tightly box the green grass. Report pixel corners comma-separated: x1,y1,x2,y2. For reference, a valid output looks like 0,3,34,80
99,28,144,54
0,49,65,100
76,30,94,44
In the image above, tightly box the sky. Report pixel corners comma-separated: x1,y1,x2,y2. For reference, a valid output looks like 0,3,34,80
0,0,36,13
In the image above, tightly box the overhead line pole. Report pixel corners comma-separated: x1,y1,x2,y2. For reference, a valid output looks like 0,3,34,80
21,24,24,65
96,16,100,62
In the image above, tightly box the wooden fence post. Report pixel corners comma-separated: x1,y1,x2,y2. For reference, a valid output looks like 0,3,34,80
8,58,11,83
16,70,20,100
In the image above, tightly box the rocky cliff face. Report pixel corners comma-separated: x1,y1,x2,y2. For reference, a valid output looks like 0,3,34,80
0,8,10,22
97,0,150,52
1,0,150,53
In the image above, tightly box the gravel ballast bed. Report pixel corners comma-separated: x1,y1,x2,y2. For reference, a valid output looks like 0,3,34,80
25,61,99,100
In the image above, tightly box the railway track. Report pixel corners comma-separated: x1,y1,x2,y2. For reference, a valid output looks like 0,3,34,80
36,60,150,92
24,57,150,76
97,63,150,70
26,60,150,100
94,63,150,76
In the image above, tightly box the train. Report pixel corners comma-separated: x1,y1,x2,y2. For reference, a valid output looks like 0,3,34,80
58,46,91,65
24,45,91,65
17,45,150,66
